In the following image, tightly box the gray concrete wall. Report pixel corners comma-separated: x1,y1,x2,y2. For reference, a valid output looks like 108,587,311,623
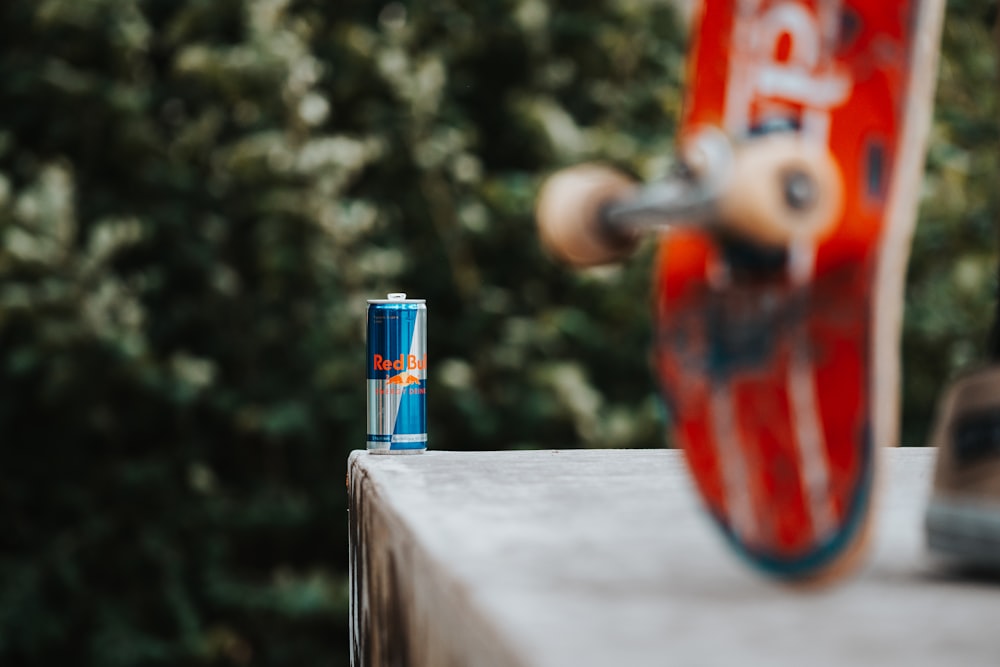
349,448,1000,666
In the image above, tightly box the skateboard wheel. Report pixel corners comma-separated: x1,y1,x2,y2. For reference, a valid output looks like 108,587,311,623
535,164,640,267
717,135,844,248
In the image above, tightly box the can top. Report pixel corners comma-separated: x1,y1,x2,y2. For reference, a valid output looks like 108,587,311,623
367,292,426,304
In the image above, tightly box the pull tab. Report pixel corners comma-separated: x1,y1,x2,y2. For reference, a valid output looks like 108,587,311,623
387,292,407,300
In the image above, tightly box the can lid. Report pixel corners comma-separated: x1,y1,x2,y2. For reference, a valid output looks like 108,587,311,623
367,292,426,304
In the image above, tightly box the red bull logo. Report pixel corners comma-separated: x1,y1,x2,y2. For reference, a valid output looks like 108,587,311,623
372,354,426,395
387,373,421,387
372,353,427,373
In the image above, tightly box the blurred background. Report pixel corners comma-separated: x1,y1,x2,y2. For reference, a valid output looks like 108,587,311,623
0,0,996,665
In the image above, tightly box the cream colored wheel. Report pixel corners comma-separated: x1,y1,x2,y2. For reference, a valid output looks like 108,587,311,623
535,164,640,267
716,134,843,248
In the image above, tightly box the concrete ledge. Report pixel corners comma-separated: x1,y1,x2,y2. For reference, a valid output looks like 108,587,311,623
349,448,1000,666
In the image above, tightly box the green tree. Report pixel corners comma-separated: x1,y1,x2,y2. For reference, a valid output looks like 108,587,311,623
0,1,683,664
902,0,999,443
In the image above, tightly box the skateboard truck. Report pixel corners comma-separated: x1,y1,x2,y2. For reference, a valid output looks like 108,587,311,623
536,128,844,268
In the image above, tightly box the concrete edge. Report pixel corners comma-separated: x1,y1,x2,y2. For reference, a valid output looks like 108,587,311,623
348,451,532,667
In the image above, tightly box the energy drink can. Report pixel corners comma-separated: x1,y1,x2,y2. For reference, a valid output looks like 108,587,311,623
366,293,427,454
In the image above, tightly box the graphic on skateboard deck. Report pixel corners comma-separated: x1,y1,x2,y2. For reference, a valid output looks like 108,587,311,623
536,0,945,582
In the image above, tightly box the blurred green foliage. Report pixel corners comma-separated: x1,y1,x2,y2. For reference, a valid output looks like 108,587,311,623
0,0,682,664
0,0,995,664
903,0,999,443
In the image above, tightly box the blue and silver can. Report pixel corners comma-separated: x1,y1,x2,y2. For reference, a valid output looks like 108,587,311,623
366,293,427,454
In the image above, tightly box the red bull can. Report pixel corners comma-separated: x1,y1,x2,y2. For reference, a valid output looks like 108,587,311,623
366,293,427,454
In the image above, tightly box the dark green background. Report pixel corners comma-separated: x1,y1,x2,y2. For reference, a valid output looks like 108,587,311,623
0,0,996,665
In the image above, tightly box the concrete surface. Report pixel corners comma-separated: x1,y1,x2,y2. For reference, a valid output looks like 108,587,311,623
349,448,1000,667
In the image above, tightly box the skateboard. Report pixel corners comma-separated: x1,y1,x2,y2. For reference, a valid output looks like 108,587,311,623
536,0,945,583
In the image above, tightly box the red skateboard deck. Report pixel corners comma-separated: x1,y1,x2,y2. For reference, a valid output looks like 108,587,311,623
654,0,944,581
